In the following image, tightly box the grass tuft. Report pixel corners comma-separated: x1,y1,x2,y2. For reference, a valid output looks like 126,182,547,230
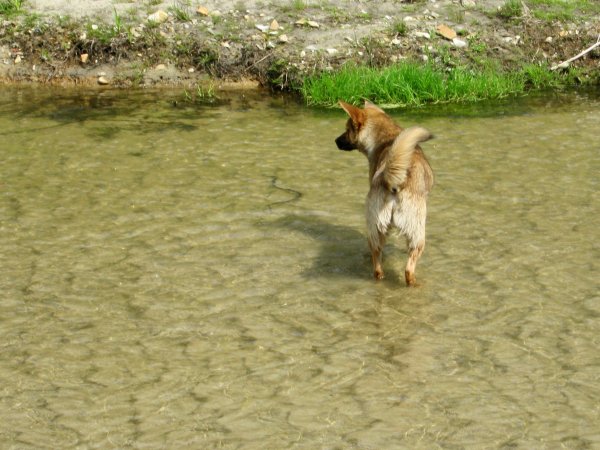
497,0,523,20
300,62,578,108
0,0,23,16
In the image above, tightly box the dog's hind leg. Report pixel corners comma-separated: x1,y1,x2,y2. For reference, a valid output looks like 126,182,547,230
405,239,425,286
369,231,386,280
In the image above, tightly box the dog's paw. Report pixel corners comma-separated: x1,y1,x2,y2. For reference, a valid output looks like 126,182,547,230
374,269,385,280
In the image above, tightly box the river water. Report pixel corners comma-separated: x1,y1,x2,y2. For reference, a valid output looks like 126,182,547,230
1,87,599,448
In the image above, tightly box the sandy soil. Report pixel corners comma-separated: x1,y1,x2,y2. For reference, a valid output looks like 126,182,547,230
1,0,598,89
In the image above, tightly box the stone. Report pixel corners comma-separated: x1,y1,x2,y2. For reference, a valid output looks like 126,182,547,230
461,0,476,7
437,24,457,40
269,19,280,31
14,55,22,64
148,10,169,23
307,20,319,28
97,76,109,85
197,6,209,16
80,53,89,63
545,36,553,43
452,38,468,48
255,24,269,32
278,34,289,43
155,64,167,70
326,48,338,55
414,31,431,39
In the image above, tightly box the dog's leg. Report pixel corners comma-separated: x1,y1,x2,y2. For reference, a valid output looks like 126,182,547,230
405,240,425,286
369,232,386,280
366,188,391,280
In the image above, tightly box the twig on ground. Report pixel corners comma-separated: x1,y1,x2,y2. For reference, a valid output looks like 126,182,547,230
551,34,600,70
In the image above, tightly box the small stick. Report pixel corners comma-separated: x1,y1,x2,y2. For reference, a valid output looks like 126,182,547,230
551,34,600,70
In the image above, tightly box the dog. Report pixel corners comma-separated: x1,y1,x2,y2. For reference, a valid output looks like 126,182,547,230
335,100,434,286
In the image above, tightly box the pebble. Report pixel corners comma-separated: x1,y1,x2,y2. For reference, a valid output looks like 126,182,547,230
197,6,209,16
437,24,457,40
148,10,168,23
155,64,167,70
307,20,319,28
278,34,289,43
97,76,109,85
14,55,22,64
414,31,431,39
545,36,553,43
452,38,468,48
269,19,280,31
80,53,89,63
326,48,338,55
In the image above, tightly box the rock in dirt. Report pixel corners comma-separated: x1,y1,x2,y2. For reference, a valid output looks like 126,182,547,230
197,6,209,16
148,10,169,24
97,76,109,85
437,24,457,40
452,38,468,48
270,19,280,31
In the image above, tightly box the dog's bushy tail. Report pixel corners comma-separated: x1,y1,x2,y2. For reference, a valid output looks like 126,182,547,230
373,126,432,190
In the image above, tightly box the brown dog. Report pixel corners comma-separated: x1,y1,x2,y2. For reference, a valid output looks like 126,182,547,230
335,100,434,286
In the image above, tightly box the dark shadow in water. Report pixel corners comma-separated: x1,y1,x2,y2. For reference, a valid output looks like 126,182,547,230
268,214,401,282
0,88,227,139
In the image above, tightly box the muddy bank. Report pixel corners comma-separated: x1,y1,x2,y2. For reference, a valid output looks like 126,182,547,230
1,0,598,92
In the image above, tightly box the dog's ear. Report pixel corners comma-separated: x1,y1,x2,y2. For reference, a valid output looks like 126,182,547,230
363,100,385,113
339,100,365,128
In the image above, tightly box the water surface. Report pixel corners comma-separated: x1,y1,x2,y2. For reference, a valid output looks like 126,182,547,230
1,87,599,448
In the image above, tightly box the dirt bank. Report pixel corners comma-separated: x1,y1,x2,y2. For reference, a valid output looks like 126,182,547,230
1,0,598,91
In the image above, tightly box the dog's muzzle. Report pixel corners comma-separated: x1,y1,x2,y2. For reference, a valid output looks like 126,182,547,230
335,134,355,151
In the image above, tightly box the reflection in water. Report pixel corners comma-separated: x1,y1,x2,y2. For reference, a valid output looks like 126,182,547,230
0,87,599,448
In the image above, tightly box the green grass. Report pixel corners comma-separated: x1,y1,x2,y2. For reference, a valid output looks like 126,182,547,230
300,62,579,108
169,1,192,22
0,0,23,16
497,0,523,20
527,0,600,21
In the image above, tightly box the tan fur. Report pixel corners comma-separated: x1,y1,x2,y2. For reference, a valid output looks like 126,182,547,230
335,100,434,286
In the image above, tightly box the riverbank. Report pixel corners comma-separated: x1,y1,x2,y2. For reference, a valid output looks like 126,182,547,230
1,0,598,103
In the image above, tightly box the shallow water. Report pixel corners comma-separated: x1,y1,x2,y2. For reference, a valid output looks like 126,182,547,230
1,87,599,448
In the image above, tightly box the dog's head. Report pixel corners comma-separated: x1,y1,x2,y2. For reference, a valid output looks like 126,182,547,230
335,100,392,155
